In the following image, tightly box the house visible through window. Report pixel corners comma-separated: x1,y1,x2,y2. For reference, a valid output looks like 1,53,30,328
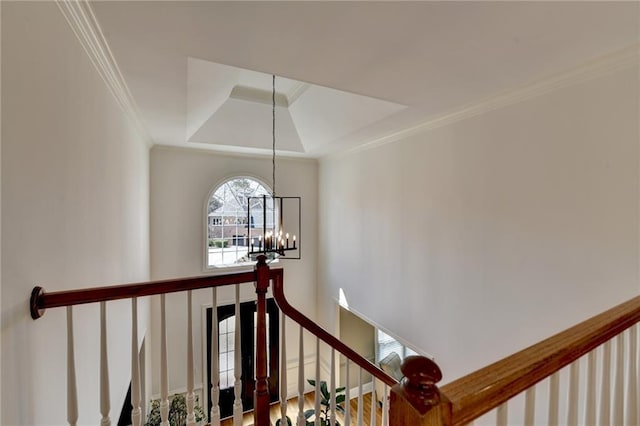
206,177,274,267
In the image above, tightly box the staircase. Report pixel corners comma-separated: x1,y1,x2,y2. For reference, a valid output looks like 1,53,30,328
31,258,640,425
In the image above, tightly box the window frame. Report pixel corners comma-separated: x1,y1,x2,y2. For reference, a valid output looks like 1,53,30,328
203,174,274,272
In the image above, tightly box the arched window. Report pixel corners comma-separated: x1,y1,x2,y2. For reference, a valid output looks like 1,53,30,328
206,177,272,268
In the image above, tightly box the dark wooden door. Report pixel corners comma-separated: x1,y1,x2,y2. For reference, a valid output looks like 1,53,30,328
206,298,279,420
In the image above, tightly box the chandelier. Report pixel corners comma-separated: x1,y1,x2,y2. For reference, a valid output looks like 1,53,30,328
247,75,301,260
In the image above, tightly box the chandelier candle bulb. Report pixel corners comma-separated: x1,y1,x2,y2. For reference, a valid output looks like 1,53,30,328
286,233,289,249
293,235,296,249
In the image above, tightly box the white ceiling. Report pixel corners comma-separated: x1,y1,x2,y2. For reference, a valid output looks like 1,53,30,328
91,1,640,158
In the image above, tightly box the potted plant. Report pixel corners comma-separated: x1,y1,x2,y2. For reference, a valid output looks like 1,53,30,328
303,379,346,426
145,393,205,426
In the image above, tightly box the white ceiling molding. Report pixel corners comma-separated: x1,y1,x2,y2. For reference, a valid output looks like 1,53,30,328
229,86,289,107
170,142,311,159
55,0,152,146
152,143,317,163
334,43,640,159
287,83,311,106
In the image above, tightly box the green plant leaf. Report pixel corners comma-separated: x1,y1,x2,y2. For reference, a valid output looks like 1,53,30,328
335,394,346,404
320,381,330,400
307,379,316,386
275,417,292,426
335,386,346,393
336,405,346,414
304,409,315,419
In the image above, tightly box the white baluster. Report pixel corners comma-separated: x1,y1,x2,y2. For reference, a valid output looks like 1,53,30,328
186,291,196,426
567,360,579,426
297,325,305,426
233,285,243,425
67,306,78,426
370,377,376,426
315,337,321,426
496,402,508,426
585,350,596,426
131,298,141,426
600,340,612,426
210,288,220,426
330,348,336,426
523,386,535,426
357,367,363,426
100,302,111,426
160,295,169,426
548,372,559,426
382,383,388,426
280,314,288,426
614,333,625,426
344,359,351,426
627,325,638,426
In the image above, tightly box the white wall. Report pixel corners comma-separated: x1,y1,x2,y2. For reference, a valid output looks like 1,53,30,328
0,2,4,420
319,64,639,385
149,146,318,399
1,3,150,425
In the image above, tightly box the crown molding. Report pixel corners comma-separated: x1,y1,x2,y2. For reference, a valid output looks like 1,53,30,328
152,143,318,163
229,85,289,107
287,82,311,106
332,44,640,159
55,0,152,147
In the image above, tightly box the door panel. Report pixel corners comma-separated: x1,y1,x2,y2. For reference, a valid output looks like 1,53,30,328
206,298,279,420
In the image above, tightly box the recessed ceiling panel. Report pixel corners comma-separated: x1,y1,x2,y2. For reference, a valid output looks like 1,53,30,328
189,98,304,153
186,57,240,141
186,57,406,153
289,85,406,154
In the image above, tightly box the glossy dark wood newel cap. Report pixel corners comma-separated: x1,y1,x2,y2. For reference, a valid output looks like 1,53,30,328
400,355,443,412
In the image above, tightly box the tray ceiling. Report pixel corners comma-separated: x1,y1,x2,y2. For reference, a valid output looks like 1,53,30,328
89,1,640,157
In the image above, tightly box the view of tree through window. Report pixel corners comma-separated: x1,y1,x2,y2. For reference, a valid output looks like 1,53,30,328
207,177,273,267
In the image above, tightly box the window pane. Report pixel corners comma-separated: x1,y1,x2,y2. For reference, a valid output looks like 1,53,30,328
377,329,411,362
207,177,272,267
218,316,236,389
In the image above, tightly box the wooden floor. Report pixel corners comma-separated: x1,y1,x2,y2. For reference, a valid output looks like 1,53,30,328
218,391,384,426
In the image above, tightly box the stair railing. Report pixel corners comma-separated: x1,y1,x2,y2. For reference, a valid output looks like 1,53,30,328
38,254,640,426
271,261,398,426
390,294,640,426
31,255,398,426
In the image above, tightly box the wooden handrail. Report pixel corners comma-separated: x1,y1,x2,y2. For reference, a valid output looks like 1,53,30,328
271,269,398,388
30,259,396,426
30,270,263,319
440,294,640,425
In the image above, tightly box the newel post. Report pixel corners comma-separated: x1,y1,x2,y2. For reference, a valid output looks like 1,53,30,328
390,356,452,426
254,255,271,426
